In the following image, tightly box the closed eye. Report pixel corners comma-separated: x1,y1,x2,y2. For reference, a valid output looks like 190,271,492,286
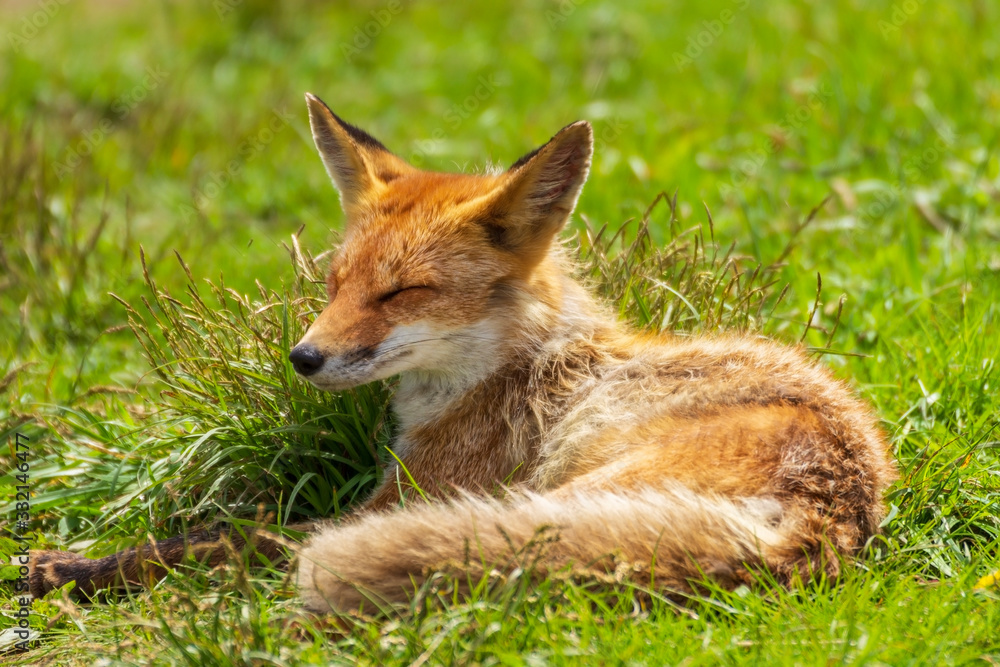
378,285,432,303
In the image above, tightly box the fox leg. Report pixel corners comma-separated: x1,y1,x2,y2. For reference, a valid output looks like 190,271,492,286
27,525,302,598
24,478,403,598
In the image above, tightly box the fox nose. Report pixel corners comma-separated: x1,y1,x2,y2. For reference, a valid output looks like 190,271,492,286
289,344,325,376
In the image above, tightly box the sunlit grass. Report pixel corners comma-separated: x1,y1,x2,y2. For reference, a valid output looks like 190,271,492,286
1,0,999,663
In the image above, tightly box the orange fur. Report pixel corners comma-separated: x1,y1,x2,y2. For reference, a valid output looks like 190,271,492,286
27,95,896,613
291,94,896,612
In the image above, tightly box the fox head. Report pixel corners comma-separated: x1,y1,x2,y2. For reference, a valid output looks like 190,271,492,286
289,93,593,391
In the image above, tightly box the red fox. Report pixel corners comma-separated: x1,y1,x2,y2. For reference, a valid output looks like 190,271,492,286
29,93,896,613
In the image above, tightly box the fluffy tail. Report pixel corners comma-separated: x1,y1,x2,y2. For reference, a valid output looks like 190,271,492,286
297,484,835,613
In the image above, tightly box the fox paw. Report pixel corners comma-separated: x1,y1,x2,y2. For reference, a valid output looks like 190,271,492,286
27,550,95,598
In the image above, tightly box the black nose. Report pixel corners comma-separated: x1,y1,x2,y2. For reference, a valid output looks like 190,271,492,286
289,344,325,376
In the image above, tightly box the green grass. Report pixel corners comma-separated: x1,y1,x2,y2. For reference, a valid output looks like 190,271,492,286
1,0,999,663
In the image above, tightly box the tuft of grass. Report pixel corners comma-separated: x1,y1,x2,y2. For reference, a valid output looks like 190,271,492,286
0,122,148,362
111,232,392,526
582,191,801,336
24,234,393,546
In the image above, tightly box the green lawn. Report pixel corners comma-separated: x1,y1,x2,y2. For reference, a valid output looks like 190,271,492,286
2,0,1000,664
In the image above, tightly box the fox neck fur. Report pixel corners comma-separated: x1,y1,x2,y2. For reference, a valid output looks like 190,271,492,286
391,248,610,462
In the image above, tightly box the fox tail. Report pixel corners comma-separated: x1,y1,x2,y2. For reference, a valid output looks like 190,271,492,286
297,484,839,612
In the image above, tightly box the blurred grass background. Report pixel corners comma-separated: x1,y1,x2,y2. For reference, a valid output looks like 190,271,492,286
1,0,999,663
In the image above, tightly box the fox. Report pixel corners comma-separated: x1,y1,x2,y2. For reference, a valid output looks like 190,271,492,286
28,93,896,613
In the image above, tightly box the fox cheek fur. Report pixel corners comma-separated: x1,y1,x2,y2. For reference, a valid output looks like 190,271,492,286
292,271,510,391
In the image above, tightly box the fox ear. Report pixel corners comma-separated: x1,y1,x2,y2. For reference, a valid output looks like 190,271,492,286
305,93,410,213
485,121,593,263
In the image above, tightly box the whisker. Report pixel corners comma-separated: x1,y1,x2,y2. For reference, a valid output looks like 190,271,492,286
368,333,500,361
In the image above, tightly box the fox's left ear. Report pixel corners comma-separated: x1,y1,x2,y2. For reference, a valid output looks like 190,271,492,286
485,121,593,264
305,93,411,215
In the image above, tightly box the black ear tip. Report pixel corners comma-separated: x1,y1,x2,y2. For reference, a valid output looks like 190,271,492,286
305,92,331,114
552,121,593,152
559,119,591,131
555,121,593,158
564,120,593,140
509,120,594,171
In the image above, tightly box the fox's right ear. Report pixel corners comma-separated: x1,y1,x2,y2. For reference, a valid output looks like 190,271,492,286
305,93,410,213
